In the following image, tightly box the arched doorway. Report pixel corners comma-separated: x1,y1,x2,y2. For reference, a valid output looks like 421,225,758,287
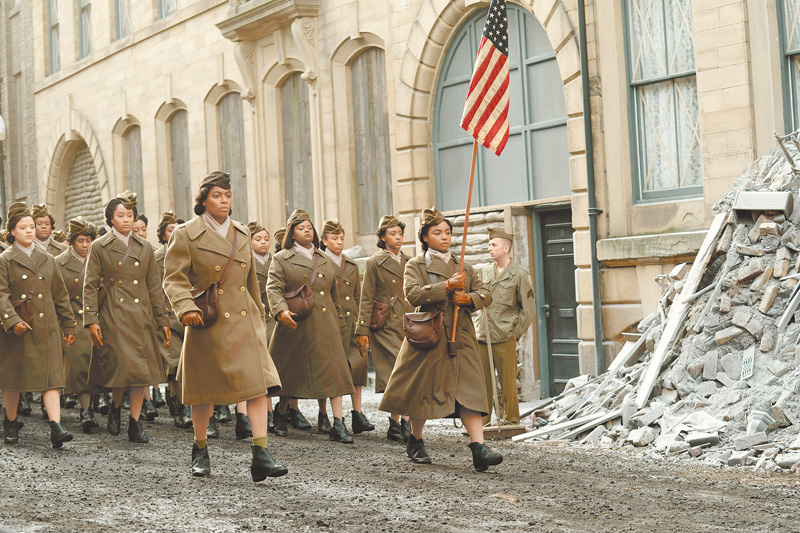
433,4,570,210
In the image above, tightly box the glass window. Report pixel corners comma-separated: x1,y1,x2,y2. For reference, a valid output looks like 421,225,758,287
158,0,177,19
625,0,702,202
168,110,191,219
115,0,131,40
217,92,248,221
280,73,313,220
780,0,800,130
124,125,144,208
48,0,60,75
78,0,92,59
351,48,392,235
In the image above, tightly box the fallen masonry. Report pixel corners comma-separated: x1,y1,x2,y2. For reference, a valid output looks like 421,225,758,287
513,139,800,474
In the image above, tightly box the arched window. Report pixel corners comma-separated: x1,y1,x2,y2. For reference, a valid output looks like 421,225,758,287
280,72,313,220
123,124,144,207
433,5,569,211
168,109,191,219
351,47,392,235
217,92,247,221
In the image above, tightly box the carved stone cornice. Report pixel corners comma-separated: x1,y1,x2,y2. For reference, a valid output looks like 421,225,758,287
291,17,317,91
217,0,321,41
234,40,257,104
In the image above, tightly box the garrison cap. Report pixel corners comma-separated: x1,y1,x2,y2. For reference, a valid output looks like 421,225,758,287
159,210,179,227
68,216,93,237
247,221,267,236
378,214,402,231
51,229,67,243
274,227,286,243
322,219,343,236
200,171,231,190
488,227,514,243
6,202,32,230
31,203,50,219
421,206,445,227
287,208,311,226
115,190,138,210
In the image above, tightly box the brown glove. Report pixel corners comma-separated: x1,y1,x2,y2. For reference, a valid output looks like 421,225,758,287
12,321,32,336
277,310,298,330
89,323,104,347
452,290,472,306
181,311,204,328
445,272,466,293
63,334,76,346
161,326,172,347
357,335,369,355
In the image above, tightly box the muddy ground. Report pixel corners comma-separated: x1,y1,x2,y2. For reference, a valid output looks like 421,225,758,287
1,390,799,533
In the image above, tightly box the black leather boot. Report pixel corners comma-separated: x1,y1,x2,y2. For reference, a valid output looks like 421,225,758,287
182,405,193,429
142,399,158,421
406,434,432,464
191,443,211,477
151,387,166,408
400,419,411,443
387,418,404,443
468,442,503,472
49,421,73,449
3,415,21,445
215,405,232,424
80,409,99,434
250,446,288,481
62,394,77,409
329,417,354,444
41,402,49,421
165,389,181,428
318,413,333,434
273,409,288,437
268,412,275,434
107,403,122,436
235,412,253,440
351,410,375,434
121,392,130,410
18,394,31,417
95,393,110,416
128,416,149,443
206,415,219,438
288,405,311,430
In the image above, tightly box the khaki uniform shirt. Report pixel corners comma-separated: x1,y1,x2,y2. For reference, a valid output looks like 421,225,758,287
475,258,535,344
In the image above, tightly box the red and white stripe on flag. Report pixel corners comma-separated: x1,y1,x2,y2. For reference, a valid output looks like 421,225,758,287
460,0,510,156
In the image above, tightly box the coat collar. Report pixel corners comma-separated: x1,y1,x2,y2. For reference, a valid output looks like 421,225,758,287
377,249,406,278
56,249,86,273
490,258,518,283
421,251,458,280
99,229,145,259
8,243,47,273
282,246,327,270
186,216,249,263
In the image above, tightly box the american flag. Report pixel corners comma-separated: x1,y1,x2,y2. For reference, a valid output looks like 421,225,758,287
460,0,510,156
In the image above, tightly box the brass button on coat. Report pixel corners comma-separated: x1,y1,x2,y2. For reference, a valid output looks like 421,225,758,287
134,262,140,267
218,289,224,295
241,263,246,268
322,307,327,312
134,298,140,304
215,266,221,271
320,291,325,296
345,296,350,301
241,311,247,317
318,273,323,278
346,311,351,316
224,312,230,319
38,313,44,318
37,294,42,299
133,280,139,285
21,275,27,280
120,298,125,303
240,286,246,292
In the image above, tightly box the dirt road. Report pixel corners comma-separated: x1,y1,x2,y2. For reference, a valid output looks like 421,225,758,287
1,392,799,532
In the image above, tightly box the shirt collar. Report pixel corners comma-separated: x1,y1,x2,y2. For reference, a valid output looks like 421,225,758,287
34,237,50,251
15,241,36,257
386,249,402,264
201,212,231,238
70,247,87,263
254,252,269,265
324,247,342,267
112,227,131,247
294,244,315,261
427,248,451,265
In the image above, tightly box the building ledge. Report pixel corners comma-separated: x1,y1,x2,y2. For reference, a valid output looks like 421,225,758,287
597,230,707,266
217,0,320,40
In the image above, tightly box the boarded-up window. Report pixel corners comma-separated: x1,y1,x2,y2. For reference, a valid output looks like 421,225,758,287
280,73,313,220
124,125,144,208
169,110,191,219
351,48,392,235
217,92,247,221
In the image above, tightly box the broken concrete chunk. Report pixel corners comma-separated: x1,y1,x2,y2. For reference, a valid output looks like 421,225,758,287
750,266,774,292
789,434,800,450
686,431,720,447
760,333,776,353
715,372,735,388
667,441,690,454
715,326,744,345
702,350,719,380
687,360,704,380
688,446,704,457
634,403,666,428
774,258,791,278
777,246,793,261
732,310,751,327
775,453,800,469
717,225,733,253
697,381,718,398
767,359,791,377
735,244,764,257
728,450,755,466
748,214,774,243
759,284,780,313
734,432,769,451
744,317,763,337
720,352,742,380
738,259,765,282
760,222,780,236
733,191,793,216
627,427,656,447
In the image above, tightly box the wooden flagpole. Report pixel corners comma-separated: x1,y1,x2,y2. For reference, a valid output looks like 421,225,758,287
451,139,479,342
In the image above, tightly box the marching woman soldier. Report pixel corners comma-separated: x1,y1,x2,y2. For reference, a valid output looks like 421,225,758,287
154,211,192,430
379,207,503,472
82,191,172,444
320,219,374,434
163,171,287,480
248,221,274,437
0,202,77,447
56,217,103,433
267,209,355,443
355,215,413,442
32,204,68,257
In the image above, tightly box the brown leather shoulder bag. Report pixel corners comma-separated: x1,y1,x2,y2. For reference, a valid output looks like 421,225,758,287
403,259,454,351
11,267,42,325
283,253,318,321
189,230,238,329
370,282,404,331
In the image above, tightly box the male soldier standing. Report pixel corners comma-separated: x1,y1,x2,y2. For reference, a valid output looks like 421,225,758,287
477,228,535,426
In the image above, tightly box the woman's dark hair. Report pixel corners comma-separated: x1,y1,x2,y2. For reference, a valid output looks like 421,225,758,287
282,220,319,251
34,213,57,230
319,228,343,252
105,199,138,228
136,214,149,226
68,227,98,245
275,239,283,253
158,218,185,245
376,221,406,250
418,218,453,252
194,183,232,216
5,215,35,244
98,227,107,236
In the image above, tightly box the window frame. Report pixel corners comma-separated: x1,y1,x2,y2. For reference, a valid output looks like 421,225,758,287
157,0,177,20
78,0,92,59
48,0,60,75
114,0,131,40
778,0,800,132
622,0,703,204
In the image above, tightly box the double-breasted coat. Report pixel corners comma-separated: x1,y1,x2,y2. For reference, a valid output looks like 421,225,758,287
55,249,100,395
0,245,76,391
334,253,366,386
379,252,492,419
155,243,184,378
41,239,67,257
82,231,168,389
254,254,276,339
266,247,355,399
163,217,282,406
355,249,414,393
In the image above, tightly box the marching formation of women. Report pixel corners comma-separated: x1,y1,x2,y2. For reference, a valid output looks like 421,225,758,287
0,171,504,480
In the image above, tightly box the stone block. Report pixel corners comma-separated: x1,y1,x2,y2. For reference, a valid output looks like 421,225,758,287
715,326,744,345
697,381,719,398
686,431,720,447
732,310,751,327
775,453,800,469
728,450,755,466
735,432,768,451
761,334,776,353
667,441,690,454
688,446,704,457
687,360,704,379
715,372,735,388
760,222,780,236
777,246,793,262
748,214,774,243
719,296,732,313
627,427,656,447
774,259,791,278
768,359,791,377
734,244,764,257
721,352,742,380
582,426,606,444
744,317,763,338
750,267,773,292
737,259,765,282
759,285,780,313
703,350,719,380
633,402,666,428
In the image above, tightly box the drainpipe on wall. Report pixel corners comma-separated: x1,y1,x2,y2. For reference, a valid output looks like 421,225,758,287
577,0,605,375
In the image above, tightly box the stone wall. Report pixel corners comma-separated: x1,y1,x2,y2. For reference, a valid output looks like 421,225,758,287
63,143,104,228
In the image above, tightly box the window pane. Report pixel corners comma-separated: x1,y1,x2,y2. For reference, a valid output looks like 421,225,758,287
785,0,800,51
280,73,313,220
125,126,144,208
49,0,60,74
116,0,131,39
169,110,191,219
79,2,93,59
628,0,667,80
158,0,177,19
217,92,247,221
665,0,695,73
675,76,702,187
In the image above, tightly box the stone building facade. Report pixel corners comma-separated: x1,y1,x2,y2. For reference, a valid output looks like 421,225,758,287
18,0,796,398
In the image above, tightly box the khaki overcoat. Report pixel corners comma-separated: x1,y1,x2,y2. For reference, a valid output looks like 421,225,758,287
355,250,414,392
0,245,76,391
55,249,100,394
163,217,281,406
379,252,492,419
41,239,67,257
155,244,184,377
82,231,168,389
334,253,365,386
267,247,355,399
254,254,276,339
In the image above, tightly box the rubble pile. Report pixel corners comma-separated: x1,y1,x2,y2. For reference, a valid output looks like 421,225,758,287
515,140,800,472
